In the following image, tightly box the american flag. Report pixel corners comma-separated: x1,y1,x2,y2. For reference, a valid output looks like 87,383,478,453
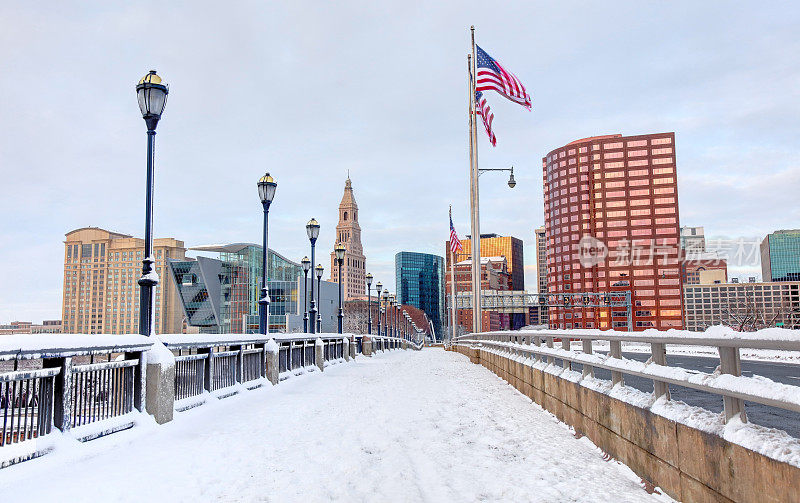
450,213,463,254
476,45,531,110
475,90,496,147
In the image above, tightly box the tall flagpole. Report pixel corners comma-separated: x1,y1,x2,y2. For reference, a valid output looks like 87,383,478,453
468,26,482,333
450,205,458,340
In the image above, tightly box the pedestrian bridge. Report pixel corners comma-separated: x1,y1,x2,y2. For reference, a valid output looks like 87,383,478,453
1,329,799,502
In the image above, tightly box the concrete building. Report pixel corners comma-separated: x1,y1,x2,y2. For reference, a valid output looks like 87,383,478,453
62,227,186,335
534,226,548,324
329,176,367,300
683,281,800,331
446,257,511,332
680,226,706,252
446,234,524,290
761,229,800,282
395,251,445,337
0,320,61,335
543,133,683,331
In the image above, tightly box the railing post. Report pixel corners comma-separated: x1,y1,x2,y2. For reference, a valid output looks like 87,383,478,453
343,337,350,362
547,337,555,365
125,351,146,412
609,340,624,386
533,335,542,363
44,357,72,432
650,343,670,399
230,345,243,384
561,337,571,370
265,339,279,385
255,342,266,379
315,338,325,372
719,346,747,422
581,338,594,378
198,347,213,392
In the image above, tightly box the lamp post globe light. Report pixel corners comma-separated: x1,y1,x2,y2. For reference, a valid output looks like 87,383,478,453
136,70,168,337
301,256,311,333
366,273,373,335
334,242,346,334
306,219,320,334
257,173,277,335
315,263,324,333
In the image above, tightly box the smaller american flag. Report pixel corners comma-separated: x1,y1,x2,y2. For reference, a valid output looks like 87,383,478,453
450,212,463,254
475,90,496,147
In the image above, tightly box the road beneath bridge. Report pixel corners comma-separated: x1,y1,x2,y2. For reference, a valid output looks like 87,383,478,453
2,349,666,502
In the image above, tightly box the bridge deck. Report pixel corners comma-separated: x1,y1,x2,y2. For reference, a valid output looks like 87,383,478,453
2,350,663,501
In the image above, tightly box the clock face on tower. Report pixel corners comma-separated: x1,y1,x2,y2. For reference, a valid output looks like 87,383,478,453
330,176,367,300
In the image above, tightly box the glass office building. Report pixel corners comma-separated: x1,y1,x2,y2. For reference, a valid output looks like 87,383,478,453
395,251,445,338
169,243,302,333
761,230,800,282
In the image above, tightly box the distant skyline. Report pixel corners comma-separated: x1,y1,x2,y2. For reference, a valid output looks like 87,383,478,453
2,1,799,323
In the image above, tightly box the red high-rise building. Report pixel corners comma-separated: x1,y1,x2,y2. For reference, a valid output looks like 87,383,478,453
543,133,683,330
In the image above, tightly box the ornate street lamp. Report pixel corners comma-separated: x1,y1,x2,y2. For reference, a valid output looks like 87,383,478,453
389,294,396,337
334,242,346,334
301,256,311,333
306,218,320,334
257,173,277,335
316,263,324,332
136,70,168,337
366,273,373,335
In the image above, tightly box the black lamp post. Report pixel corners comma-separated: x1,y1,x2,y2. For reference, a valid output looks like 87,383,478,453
334,242,345,334
381,289,389,336
257,173,277,335
136,70,168,337
390,295,397,337
301,256,311,333
316,263,324,333
366,273,373,334
375,281,382,335
306,219,320,334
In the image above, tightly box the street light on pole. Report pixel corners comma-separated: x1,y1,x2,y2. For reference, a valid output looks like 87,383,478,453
366,273,373,334
306,219,320,334
135,70,168,337
315,264,324,333
334,243,346,334
470,165,516,334
301,256,311,333
257,173,277,335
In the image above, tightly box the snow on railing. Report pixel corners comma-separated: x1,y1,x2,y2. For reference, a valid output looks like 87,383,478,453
0,334,152,468
0,332,412,468
453,326,800,424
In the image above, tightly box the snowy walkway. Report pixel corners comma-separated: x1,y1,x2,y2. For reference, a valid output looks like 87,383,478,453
2,349,667,502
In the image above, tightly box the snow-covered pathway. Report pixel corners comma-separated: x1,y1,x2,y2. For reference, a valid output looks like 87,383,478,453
2,349,666,502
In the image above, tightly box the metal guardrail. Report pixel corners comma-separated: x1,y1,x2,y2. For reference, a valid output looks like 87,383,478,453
454,329,800,423
1,332,413,467
0,335,151,462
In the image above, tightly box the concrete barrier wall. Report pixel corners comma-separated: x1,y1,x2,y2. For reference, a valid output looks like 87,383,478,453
450,344,800,503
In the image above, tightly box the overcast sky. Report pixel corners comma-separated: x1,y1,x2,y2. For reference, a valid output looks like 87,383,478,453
1,1,799,323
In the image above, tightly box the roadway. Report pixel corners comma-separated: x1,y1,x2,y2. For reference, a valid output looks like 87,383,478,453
586,353,800,438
